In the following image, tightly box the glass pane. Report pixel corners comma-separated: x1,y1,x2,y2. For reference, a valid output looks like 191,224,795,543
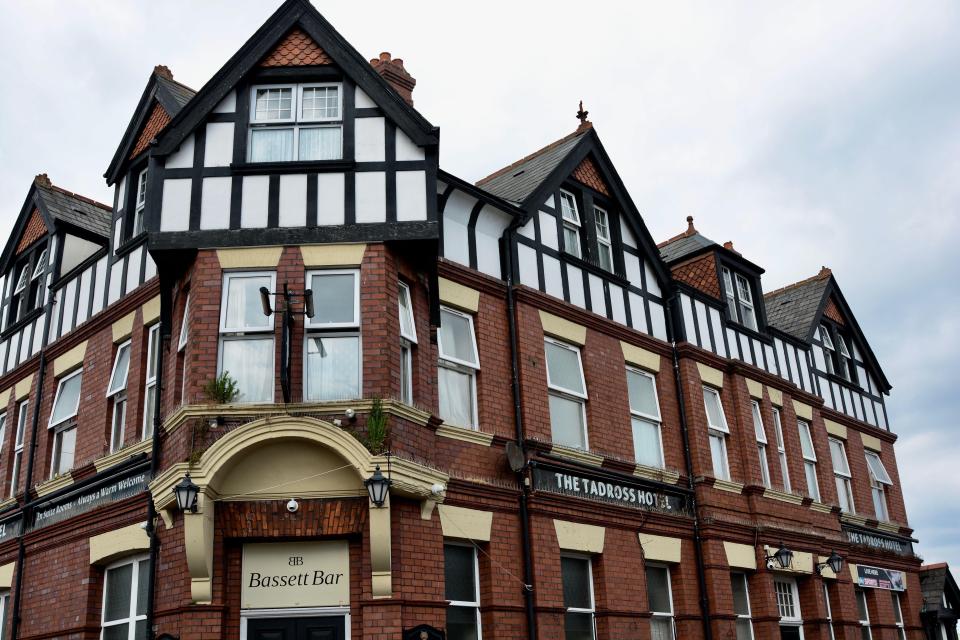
51,373,82,426
632,418,662,468
255,88,293,120
627,371,659,418
565,612,594,640
309,272,357,325
398,284,415,340
299,127,342,161
798,422,815,459
891,592,902,623
646,566,672,613
438,366,473,428
439,310,478,366
702,388,726,430
143,386,156,439
301,86,339,119
305,336,359,401
731,574,750,615
400,344,412,404
594,208,609,240
780,627,802,640
103,625,130,640
805,463,820,500
710,434,728,480
135,619,148,640
444,545,476,602
751,402,766,442
136,560,150,616
775,581,796,619
446,606,479,640
250,128,294,162
561,557,591,609
865,452,892,484
564,226,581,257
111,399,126,451
829,440,849,474
650,617,674,640
224,275,273,330
856,591,869,621
560,192,579,223
550,394,585,449
146,327,159,378
545,342,584,395
736,618,753,640
55,427,76,474
104,564,133,622
221,338,274,403
108,344,131,395
860,628,872,640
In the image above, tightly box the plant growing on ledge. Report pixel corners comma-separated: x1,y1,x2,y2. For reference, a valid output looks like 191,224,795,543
350,397,390,454
204,372,239,404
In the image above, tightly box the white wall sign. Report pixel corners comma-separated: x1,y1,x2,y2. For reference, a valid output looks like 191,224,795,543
242,541,350,609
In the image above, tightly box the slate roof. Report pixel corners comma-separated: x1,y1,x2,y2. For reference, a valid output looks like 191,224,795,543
763,270,831,341
475,129,587,204
658,231,718,263
155,75,197,114
920,563,959,610
35,183,112,239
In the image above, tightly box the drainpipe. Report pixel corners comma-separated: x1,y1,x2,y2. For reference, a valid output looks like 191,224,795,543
500,221,537,640
144,311,167,640
664,290,714,640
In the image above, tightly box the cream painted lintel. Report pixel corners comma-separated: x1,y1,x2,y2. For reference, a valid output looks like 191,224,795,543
621,341,660,373
793,400,813,420
89,523,150,565
810,501,833,513
549,444,603,467
112,312,136,343
14,375,33,400
438,505,493,542
35,472,73,497
0,388,9,408
713,479,744,495
697,363,724,388
299,244,366,267
639,533,682,563
539,310,586,346
217,246,283,269
94,439,153,473
633,464,680,485
860,432,883,452
438,278,480,313
763,488,804,505
724,542,757,570
53,341,88,377
766,386,783,407
825,419,847,440
745,379,763,399
555,519,605,553
141,296,161,324
0,563,13,589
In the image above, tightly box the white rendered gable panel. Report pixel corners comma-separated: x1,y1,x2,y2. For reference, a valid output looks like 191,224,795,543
108,260,124,305
543,254,563,300
355,172,386,223
200,177,232,230
727,328,739,360
241,176,270,228
316,173,345,225
60,279,78,335
355,117,385,162
0,340,6,375
355,87,376,108
395,129,424,161
588,274,605,317
517,218,535,240
517,244,538,288
539,211,558,250
166,134,195,169
695,301,711,351
764,343,777,375
567,265,585,309
441,191,474,266
7,332,19,371
213,90,236,113
396,171,426,221
628,292,648,334
609,284,626,325
620,217,637,248
75,267,91,327
278,174,308,227
544,194,556,210
91,257,107,316
474,207,509,278
751,339,764,368
160,179,191,231
680,294,696,344
644,261,661,297
739,333,753,365
649,302,667,341
116,176,126,211
624,254,643,288
144,252,157,281
30,319,42,357
126,247,143,295
710,308,726,357
204,122,234,167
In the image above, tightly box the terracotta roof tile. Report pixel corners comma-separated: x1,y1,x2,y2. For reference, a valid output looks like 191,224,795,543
16,209,47,254
130,102,171,159
260,28,332,67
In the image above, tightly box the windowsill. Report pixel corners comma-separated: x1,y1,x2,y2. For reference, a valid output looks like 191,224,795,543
35,472,74,497
713,479,744,494
840,512,871,527
809,501,833,514
114,232,148,258
633,464,680,485
231,159,353,175
762,487,805,505
549,444,603,467
0,497,17,512
94,438,153,473
436,423,493,447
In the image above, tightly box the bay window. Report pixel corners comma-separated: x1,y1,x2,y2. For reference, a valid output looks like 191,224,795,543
731,572,754,640
49,369,82,477
856,589,873,640
107,341,132,452
721,266,758,330
219,271,276,403
627,368,664,468
101,556,149,640
437,307,480,429
797,420,820,501
142,325,159,439
10,400,27,497
647,564,675,640
559,190,582,258
444,542,482,640
829,438,855,513
773,408,791,492
398,282,417,405
775,578,804,639
545,338,588,449
562,555,595,640
248,84,342,162
752,401,771,488
305,270,361,402
593,206,613,271
865,450,892,521
702,387,730,480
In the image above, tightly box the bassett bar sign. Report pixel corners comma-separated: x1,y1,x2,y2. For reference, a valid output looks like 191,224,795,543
242,541,349,609
532,464,689,514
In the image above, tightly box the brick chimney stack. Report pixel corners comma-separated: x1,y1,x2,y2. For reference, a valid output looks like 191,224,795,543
370,52,416,106
34,173,52,188
153,65,173,80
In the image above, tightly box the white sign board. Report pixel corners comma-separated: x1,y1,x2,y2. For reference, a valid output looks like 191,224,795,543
242,541,350,609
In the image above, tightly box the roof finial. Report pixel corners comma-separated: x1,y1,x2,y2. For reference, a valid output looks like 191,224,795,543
576,100,592,131
685,215,696,236
34,173,51,188
819,266,832,278
153,65,173,80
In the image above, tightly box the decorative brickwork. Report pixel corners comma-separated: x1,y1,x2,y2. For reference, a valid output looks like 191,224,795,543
672,251,721,299
129,102,170,159
15,208,46,254
824,295,846,325
259,27,332,67
571,156,610,196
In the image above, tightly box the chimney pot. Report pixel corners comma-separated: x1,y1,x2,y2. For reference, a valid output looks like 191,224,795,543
34,173,51,188
819,266,832,278
371,51,417,107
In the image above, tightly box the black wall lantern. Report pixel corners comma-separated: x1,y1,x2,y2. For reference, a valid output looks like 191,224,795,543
173,473,199,513
364,465,392,507
766,543,794,570
816,550,844,576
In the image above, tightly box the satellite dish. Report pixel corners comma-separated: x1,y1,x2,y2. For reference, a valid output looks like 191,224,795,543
505,442,526,472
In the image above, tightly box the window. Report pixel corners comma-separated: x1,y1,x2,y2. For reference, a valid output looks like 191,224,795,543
702,387,730,480
856,589,873,640
398,282,417,405
819,324,836,376
797,420,820,501
444,543,481,640
593,206,613,271
627,368,663,468
107,341,132,453
438,307,480,429
0,413,5,458
30,249,46,309
752,401,771,488
305,270,361,402
562,555,595,640
101,556,149,639
891,592,906,640
248,84,342,162
731,572,754,640
142,325,159,439
178,293,190,352
823,583,836,640
829,438,855,513
0,591,8,639
721,266,758,330
10,401,27,497
559,190,582,259
773,408,791,492
836,335,853,382
133,168,147,237
51,424,77,477
219,271,275,403
647,564,675,640
8,243,47,324
50,369,82,429
546,339,588,449
865,451,892,521
775,578,804,639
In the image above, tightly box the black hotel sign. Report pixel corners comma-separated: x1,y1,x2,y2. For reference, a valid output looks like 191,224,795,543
842,525,914,557
531,464,690,515
30,464,150,531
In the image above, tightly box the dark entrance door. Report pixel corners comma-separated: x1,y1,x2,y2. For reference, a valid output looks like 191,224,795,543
248,616,345,640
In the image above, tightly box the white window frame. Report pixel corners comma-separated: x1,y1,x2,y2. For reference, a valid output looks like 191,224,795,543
13,267,27,295
819,324,836,375
0,413,5,458
646,563,675,640
100,554,149,640
50,422,77,478
593,206,613,271
562,554,596,640
49,369,83,429
775,578,804,636
856,589,873,640
31,250,47,281
444,542,482,640
304,269,362,403
10,401,27,498
437,306,480,429
731,572,755,640
823,583,836,640
891,591,906,640
248,83,343,162
627,367,664,469
752,400,771,489
797,419,820,501
143,324,160,440
398,282,417,406
559,190,582,258
836,334,853,381
735,272,758,330
400,339,413,405
398,281,417,343
0,590,8,639
178,293,190,352
545,337,588,450
305,269,360,331
703,386,730,480
107,341,132,453
865,451,892,521
829,437,855,513
218,271,276,404
773,408,791,492
133,168,147,236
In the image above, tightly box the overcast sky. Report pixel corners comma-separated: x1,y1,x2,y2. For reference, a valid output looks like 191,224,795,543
1,0,957,589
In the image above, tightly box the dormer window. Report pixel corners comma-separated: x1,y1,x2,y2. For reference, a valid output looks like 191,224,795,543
133,169,147,237
819,323,858,384
818,324,835,375
248,84,342,162
559,190,581,258
721,266,758,331
8,242,47,325
593,206,613,271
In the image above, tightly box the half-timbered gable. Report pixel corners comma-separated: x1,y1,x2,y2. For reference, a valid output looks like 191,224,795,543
0,175,111,374
470,122,671,341
765,267,891,429
123,0,439,257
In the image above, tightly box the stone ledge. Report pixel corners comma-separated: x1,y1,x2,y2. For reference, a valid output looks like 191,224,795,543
633,464,681,485
713,479,744,494
94,438,153,473
436,424,494,447
763,488,805,505
549,444,603,467
35,472,74,497
810,501,833,513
